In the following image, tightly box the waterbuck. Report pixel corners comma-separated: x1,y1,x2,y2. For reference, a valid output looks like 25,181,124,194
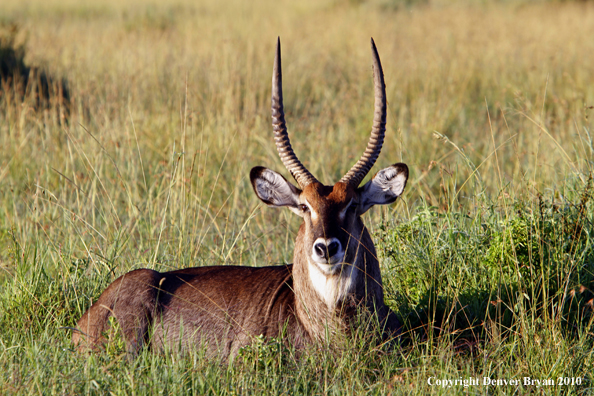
72,38,408,358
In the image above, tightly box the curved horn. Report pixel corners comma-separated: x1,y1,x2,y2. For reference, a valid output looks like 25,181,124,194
272,37,318,188
339,38,387,187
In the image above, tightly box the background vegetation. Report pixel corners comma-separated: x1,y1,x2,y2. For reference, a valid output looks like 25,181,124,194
0,0,593,394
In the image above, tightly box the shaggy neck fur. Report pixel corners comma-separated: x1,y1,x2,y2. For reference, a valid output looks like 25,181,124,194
292,223,384,341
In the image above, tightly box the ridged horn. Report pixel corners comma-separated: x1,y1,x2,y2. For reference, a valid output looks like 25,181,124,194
272,37,318,189
339,38,387,187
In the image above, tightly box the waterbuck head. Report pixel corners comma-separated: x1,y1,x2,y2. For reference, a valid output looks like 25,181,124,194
250,38,408,319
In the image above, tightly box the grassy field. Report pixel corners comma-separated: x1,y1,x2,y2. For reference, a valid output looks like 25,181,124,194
1,0,594,394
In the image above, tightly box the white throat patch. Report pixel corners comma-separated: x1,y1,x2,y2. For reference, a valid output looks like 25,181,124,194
308,259,358,309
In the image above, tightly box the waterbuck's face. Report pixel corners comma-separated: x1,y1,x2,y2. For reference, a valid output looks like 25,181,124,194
250,163,408,275
251,37,407,279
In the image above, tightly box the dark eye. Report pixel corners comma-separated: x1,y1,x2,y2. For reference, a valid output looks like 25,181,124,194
299,204,309,212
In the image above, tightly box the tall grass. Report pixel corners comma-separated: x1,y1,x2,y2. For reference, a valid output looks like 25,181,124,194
0,0,593,394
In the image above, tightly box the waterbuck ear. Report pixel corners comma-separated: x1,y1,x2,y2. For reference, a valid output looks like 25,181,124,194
250,166,302,210
356,163,408,215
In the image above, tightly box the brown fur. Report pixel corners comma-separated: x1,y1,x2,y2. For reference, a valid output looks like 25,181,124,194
73,265,309,357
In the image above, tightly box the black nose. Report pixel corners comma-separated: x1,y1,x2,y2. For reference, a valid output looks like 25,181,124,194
314,241,340,259
327,241,339,257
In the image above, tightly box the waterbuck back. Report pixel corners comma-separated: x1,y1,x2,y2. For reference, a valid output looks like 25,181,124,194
72,38,408,359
